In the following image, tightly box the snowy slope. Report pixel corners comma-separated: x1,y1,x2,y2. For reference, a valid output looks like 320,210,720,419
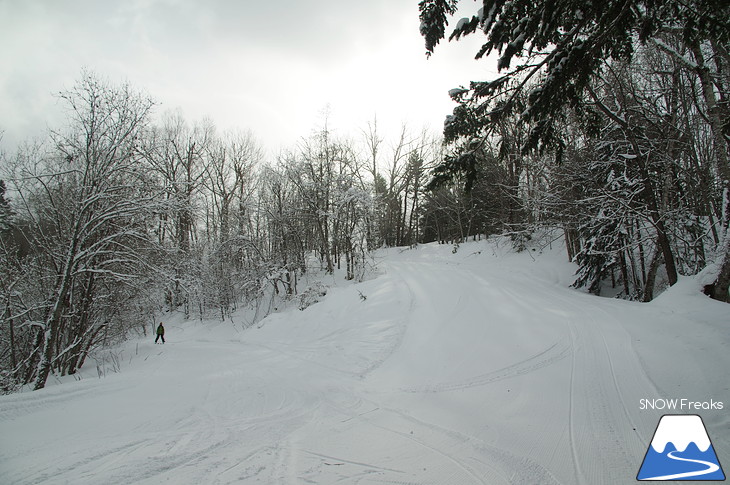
1,236,728,484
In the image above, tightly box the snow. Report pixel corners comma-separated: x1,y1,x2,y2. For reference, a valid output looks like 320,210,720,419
482,3,499,29
1,235,728,484
651,38,699,70
455,17,470,32
448,87,469,98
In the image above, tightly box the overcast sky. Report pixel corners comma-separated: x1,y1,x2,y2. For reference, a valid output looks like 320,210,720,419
0,0,493,154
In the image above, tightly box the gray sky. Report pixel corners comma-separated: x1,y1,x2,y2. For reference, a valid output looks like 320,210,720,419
0,0,492,153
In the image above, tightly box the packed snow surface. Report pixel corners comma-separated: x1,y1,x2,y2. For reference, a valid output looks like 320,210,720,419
1,237,728,484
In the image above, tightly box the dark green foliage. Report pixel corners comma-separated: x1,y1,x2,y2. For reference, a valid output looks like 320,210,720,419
419,0,730,300
420,0,730,157
428,151,478,192
572,218,622,296
419,0,459,56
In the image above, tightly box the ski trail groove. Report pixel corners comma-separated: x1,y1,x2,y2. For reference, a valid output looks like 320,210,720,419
567,316,587,485
401,337,572,393
322,394,503,485
4,241,722,484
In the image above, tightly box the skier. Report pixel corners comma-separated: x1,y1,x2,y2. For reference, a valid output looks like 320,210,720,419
155,322,165,344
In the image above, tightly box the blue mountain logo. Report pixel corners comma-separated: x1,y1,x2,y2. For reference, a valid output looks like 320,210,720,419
637,414,725,481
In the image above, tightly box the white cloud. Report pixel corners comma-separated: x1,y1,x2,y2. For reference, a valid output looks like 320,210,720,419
0,0,495,154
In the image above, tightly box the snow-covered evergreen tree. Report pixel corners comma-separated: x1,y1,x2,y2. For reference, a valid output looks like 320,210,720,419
418,0,730,301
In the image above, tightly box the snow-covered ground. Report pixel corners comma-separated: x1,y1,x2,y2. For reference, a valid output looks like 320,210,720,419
1,236,728,484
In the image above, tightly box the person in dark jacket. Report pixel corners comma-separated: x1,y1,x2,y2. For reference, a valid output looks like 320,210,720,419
155,322,165,344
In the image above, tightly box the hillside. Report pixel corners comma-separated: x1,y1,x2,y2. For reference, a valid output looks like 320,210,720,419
1,236,728,484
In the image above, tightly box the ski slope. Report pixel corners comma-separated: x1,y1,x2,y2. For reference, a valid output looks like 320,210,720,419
1,237,728,484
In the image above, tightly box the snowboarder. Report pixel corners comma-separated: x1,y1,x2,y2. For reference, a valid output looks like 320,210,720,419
155,322,165,344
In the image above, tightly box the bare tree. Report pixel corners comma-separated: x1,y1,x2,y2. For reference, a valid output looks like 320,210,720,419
6,72,158,390
203,130,263,317
140,112,212,312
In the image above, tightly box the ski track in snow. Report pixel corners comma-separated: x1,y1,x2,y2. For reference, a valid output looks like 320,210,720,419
1,239,728,484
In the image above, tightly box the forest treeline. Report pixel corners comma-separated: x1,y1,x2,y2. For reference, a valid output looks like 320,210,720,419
0,72,445,392
420,0,730,301
2,0,729,392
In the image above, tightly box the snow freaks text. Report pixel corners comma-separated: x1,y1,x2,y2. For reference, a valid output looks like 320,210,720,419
639,399,724,411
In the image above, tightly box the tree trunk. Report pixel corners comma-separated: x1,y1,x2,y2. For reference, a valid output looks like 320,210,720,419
564,225,580,261
691,42,730,302
713,211,730,302
619,248,631,297
35,223,80,390
6,298,16,371
631,145,678,287
74,325,106,373
590,85,679,287
34,287,67,390
643,240,663,302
